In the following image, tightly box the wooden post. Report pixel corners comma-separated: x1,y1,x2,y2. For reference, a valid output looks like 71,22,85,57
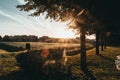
96,31,100,55
101,32,104,51
26,43,30,52
80,26,87,71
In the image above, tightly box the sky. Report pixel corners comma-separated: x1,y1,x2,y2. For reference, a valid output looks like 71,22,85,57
0,0,95,39
0,0,78,38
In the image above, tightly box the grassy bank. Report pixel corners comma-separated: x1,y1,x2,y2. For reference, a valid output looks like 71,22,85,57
0,46,120,80
67,46,120,80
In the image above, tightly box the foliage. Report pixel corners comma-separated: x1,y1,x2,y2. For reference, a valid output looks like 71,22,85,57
49,48,63,60
0,36,2,41
1,35,38,42
17,0,82,21
16,0,98,35
15,49,71,80
0,35,81,43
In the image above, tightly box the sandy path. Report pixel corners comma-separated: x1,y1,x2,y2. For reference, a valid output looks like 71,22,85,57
0,49,9,54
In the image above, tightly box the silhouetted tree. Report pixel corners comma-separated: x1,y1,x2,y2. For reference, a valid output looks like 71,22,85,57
0,36,2,41
1,35,38,42
16,0,97,71
2,35,12,41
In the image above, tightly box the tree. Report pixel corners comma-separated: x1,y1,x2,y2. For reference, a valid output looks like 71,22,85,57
2,35,12,41
68,11,96,71
93,0,120,47
91,20,106,55
0,35,2,41
17,0,96,72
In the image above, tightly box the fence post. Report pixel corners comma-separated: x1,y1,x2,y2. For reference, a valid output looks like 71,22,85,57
26,43,30,52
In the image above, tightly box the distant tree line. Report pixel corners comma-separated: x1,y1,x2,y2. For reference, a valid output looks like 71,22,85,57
0,34,119,45
0,35,95,43
0,35,80,43
39,36,81,43
0,35,38,42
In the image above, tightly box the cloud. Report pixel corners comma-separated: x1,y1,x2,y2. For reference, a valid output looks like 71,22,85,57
0,10,23,24
15,14,45,31
0,0,73,37
0,10,43,33
17,0,26,4
0,9,56,37
16,0,55,35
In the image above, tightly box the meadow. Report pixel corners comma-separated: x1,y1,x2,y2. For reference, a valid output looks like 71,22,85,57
0,42,93,50
0,42,80,50
0,42,120,80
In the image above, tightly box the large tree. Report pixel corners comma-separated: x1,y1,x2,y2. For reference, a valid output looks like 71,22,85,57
0,35,2,41
17,0,95,72
68,11,96,71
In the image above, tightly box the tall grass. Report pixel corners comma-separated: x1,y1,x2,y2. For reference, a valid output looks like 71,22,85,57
0,42,93,50
67,46,120,80
1,46,120,80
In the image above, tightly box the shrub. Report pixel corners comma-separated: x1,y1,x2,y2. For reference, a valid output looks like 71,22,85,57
16,49,71,80
49,48,63,60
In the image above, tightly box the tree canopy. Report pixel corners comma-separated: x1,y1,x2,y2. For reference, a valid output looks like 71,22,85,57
17,0,120,32
17,0,93,20
17,0,98,35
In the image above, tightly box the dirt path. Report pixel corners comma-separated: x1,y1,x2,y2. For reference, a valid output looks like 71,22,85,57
0,49,27,54
0,49,9,54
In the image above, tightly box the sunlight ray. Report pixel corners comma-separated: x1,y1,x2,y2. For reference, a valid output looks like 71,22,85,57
0,10,46,36
17,0,26,4
0,10,23,24
17,0,56,37
2,0,77,38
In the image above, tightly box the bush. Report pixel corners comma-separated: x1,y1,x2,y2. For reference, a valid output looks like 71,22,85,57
16,50,71,80
49,48,63,60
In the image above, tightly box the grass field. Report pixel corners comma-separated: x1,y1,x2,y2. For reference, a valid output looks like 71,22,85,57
67,46,120,80
0,46,120,80
0,42,93,50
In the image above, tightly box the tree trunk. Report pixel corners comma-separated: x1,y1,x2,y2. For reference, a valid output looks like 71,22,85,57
101,32,104,51
80,26,87,71
104,32,107,49
96,31,99,55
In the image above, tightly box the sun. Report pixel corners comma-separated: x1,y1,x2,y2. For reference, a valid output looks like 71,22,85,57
86,35,95,39
53,28,76,38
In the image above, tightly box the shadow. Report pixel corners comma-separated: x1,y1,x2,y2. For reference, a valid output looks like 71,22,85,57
0,70,45,80
66,50,80,56
15,51,73,80
82,68,96,80
0,71,29,80
98,54,114,62
0,43,25,52
66,47,94,56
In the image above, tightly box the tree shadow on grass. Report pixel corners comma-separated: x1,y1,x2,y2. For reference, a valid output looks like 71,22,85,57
80,68,96,80
0,71,29,80
0,71,41,80
0,43,25,52
98,54,114,62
